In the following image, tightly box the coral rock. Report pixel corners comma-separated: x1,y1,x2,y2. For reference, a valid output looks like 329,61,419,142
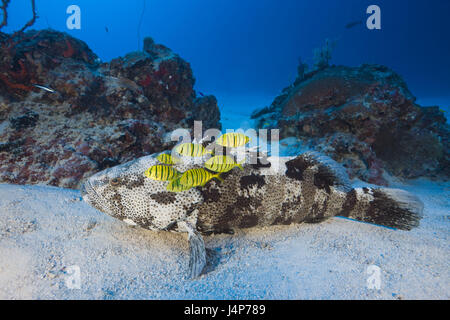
252,64,449,184
0,30,221,188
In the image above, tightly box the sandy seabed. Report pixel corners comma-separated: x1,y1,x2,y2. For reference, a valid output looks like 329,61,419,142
0,177,448,300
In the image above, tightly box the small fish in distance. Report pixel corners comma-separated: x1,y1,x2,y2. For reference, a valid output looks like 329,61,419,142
33,84,56,93
345,20,363,29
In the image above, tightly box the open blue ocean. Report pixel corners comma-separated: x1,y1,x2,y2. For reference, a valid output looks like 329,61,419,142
3,0,450,118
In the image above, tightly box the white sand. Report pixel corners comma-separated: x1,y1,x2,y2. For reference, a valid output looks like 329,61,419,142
0,178,448,300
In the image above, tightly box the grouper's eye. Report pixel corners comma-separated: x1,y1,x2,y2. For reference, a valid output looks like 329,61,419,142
110,178,121,186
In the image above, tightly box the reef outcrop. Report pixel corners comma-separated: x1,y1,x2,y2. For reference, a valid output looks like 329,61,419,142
0,30,221,188
252,64,449,185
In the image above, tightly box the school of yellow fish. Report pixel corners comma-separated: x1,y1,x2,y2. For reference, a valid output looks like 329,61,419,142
144,133,250,192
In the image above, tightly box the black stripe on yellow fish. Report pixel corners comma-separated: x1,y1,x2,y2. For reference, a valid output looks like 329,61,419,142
144,165,180,181
216,133,250,148
179,168,222,188
166,178,192,192
157,153,180,165
204,155,244,173
175,143,211,157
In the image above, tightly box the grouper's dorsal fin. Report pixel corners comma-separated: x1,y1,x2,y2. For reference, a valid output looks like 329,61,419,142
286,151,352,192
303,151,352,191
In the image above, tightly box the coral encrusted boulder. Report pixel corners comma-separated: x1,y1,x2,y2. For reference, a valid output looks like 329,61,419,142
252,64,449,185
0,30,221,188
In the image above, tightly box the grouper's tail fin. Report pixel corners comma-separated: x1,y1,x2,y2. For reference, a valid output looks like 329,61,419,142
340,188,424,230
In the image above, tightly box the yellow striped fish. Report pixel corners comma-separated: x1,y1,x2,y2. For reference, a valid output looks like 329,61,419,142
166,178,192,192
156,153,180,165
204,155,244,173
174,143,212,157
144,165,180,181
216,133,250,148
179,168,222,188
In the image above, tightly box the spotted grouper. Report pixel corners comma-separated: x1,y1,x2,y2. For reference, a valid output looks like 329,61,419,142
80,151,423,278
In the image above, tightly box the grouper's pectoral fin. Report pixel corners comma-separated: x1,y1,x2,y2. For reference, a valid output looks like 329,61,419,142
188,228,206,278
178,220,206,278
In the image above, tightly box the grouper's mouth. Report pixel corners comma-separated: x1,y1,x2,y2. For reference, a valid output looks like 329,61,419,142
80,179,111,215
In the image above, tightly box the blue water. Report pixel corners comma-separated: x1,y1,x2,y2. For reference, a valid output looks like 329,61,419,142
3,0,450,115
